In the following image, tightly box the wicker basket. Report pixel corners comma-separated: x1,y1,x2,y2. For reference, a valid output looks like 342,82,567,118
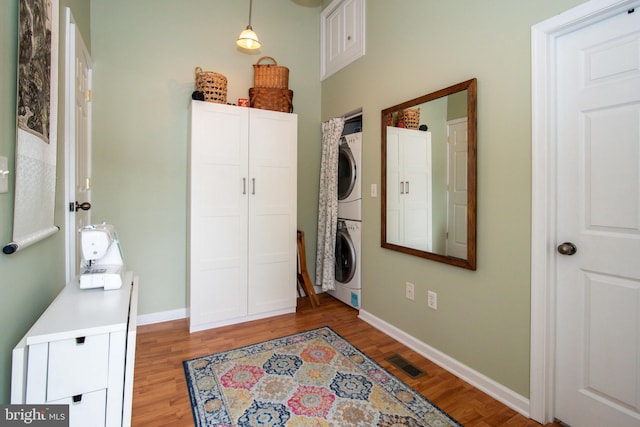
253,57,289,89
400,108,420,129
385,112,395,127
249,87,294,113
194,67,227,104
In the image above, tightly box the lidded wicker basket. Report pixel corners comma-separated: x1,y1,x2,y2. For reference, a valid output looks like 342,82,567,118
194,67,227,104
253,57,289,89
249,87,293,113
400,108,420,130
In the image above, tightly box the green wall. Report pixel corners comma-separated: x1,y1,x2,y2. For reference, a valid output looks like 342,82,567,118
320,0,585,397
0,0,90,404
89,0,322,315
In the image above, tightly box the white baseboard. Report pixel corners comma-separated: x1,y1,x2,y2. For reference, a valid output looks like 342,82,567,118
137,308,187,326
358,309,531,418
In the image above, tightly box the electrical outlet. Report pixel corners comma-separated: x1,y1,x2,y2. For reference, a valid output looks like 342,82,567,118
427,290,437,310
405,282,415,300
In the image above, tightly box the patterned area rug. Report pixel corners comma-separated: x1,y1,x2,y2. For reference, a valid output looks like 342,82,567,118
183,327,461,426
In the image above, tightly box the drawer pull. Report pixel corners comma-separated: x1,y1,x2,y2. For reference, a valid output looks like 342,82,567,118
72,394,82,403
75,337,86,344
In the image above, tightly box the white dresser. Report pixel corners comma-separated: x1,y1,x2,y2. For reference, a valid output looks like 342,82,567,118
11,272,138,427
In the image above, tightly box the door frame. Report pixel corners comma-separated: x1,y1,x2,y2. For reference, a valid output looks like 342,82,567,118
529,0,638,422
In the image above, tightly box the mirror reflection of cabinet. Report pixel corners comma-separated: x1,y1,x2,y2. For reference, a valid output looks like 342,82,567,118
381,78,477,270
386,127,432,251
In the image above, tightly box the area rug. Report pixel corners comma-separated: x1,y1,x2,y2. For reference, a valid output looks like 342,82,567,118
183,326,461,426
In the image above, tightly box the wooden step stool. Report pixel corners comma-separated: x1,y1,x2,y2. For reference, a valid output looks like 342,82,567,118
297,230,320,308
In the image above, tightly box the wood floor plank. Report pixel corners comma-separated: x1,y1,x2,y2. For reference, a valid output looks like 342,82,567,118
131,293,559,427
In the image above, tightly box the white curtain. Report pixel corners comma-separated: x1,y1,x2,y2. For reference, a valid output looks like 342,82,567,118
316,117,345,291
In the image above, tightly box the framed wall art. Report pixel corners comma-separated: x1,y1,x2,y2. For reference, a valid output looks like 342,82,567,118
3,0,60,255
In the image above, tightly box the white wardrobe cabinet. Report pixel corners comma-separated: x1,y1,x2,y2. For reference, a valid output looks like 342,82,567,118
188,101,297,333
386,127,433,251
11,272,138,427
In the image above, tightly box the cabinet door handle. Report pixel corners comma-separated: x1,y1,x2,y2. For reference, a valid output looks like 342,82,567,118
72,394,83,403
400,181,405,194
242,178,246,195
405,181,409,194
75,337,86,344
252,178,256,195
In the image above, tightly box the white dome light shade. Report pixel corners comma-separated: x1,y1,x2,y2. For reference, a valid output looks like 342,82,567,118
237,26,261,49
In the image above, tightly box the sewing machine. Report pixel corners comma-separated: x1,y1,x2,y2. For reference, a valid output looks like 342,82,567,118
79,223,125,290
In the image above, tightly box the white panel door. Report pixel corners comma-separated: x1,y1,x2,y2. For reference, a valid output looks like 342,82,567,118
446,118,468,259
247,108,297,315
555,8,640,427
72,25,92,272
189,102,249,327
64,9,92,281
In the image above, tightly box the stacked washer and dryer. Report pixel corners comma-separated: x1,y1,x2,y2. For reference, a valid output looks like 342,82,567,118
328,122,362,309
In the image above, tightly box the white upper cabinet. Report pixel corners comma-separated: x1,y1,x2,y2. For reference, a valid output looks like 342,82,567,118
321,0,365,80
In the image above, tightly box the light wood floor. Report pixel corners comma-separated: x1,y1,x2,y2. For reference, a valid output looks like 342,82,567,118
132,293,561,427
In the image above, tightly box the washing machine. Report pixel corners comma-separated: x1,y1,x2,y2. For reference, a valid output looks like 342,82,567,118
328,219,361,309
337,132,362,221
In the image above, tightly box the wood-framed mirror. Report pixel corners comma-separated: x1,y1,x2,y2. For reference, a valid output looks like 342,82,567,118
381,78,477,270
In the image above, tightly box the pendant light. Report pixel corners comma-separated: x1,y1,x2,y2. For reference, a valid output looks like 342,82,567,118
237,0,261,49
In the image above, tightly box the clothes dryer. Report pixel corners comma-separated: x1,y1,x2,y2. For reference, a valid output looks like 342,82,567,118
328,219,361,309
337,132,362,221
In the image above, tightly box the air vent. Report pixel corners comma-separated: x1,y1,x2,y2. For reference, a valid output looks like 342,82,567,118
385,354,425,379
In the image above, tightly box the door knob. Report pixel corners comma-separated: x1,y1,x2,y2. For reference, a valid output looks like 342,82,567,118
72,201,92,212
557,242,577,255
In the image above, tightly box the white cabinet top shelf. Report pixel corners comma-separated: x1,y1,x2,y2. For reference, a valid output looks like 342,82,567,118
24,272,134,345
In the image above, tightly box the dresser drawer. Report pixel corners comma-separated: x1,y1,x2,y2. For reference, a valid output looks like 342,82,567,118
49,388,106,427
47,333,110,402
